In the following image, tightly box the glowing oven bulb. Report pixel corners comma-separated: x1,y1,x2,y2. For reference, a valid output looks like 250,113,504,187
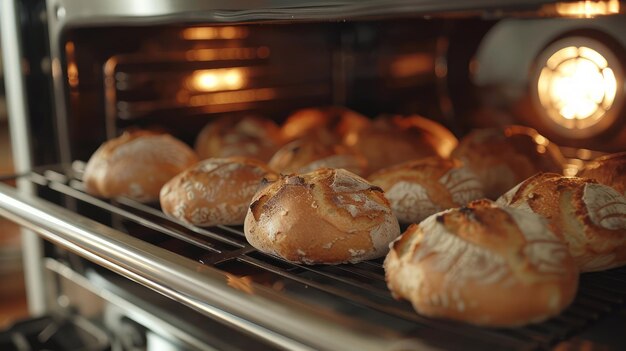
537,45,617,130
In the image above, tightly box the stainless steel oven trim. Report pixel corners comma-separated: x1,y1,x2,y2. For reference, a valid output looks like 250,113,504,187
1,0,47,315
46,0,560,28
0,181,423,351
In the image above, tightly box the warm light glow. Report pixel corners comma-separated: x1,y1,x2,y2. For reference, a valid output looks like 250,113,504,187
65,41,78,88
67,62,79,88
390,53,434,78
185,47,269,61
537,45,617,129
226,274,254,295
556,0,620,17
189,88,276,106
182,26,248,40
188,68,246,92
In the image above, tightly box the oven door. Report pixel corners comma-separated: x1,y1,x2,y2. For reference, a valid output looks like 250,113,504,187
1,0,626,350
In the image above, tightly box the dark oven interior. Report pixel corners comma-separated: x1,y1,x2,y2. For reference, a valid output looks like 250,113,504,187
7,5,626,351
61,16,626,163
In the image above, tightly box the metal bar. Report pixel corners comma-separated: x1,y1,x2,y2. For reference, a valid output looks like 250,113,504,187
0,172,30,182
332,264,387,282
239,255,534,349
0,181,408,351
286,264,394,300
47,0,559,27
1,0,47,314
112,195,248,247
47,180,231,251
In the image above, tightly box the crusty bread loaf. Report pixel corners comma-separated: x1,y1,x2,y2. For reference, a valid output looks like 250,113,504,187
497,173,626,272
579,151,626,196
451,126,564,199
160,157,277,227
343,115,457,175
384,199,578,327
268,137,367,176
281,106,370,144
195,115,282,162
83,131,198,202
244,168,401,264
390,115,459,157
369,157,484,223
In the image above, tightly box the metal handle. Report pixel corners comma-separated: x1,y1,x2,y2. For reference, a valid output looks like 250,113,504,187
0,182,410,351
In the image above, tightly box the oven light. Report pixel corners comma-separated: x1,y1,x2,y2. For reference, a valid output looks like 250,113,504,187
188,68,246,92
556,0,620,17
537,45,617,128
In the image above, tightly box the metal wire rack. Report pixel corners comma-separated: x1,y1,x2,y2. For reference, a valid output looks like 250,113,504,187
1,161,625,351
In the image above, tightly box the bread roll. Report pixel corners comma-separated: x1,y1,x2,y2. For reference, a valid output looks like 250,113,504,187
244,168,401,264
579,151,626,196
83,131,198,202
281,106,370,144
390,115,458,157
344,115,456,175
268,137,367,176
160,157,277,227
497,173,626,272
195,115,282,162
451,126,564,199
369,157,484,223
384,199,578,327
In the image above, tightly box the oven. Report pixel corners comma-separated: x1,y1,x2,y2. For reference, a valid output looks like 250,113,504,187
1,0,625,350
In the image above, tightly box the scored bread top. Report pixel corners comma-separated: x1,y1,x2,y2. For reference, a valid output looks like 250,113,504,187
384,200,578,327
369,157,484,223
343,115,445,175
579,151,626,196
451,126,564,199
160,157,277,226
268,137,367,176
194,116,282,162
497,173,626,272
244,168,400,264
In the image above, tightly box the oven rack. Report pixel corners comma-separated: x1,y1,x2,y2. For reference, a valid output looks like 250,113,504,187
0,163,625,351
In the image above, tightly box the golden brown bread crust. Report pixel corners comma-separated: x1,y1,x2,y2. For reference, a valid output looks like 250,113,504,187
83,131,198,202
268,137,367,176
160,157,278,226
343,115,457,175
281,106,370,144
391,115,459,157
194,116,282,162
451,126,564,200
497,173,626,272
368,157,484,223
244,168,401,264
384,200,578,327
579,151,626,196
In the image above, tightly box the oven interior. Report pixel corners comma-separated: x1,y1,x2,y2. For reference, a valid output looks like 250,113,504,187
4,7,626,351
61,16,626,162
